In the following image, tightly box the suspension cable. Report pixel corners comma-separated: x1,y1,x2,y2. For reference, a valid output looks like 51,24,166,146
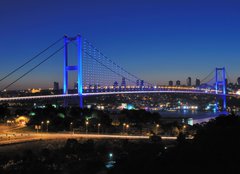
1,46,64,91
226,70,233,84
83,39,152,84
83,51,138,85
0,37,63,82
200,69,215,84
76,39,153,86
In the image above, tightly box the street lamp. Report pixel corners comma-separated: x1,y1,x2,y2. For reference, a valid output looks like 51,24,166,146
183,125,186,133
85,121,89,134
109,153,113,159
46,120,50,133
155,124,159,135
70,122,73,134
97,123,101,134
41,121,44,132
122,123,126,134
126,124,129,134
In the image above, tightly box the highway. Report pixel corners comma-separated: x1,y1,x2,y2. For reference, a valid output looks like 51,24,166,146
0,132,177,145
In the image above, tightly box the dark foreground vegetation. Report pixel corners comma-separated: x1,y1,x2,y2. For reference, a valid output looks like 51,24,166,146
1,104,184,136
110,114,240,174
0,113,240,174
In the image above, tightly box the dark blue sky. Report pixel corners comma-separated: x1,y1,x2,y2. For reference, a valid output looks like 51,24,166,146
1,0,240,89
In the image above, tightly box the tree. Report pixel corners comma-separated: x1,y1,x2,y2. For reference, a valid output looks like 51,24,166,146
0,104,10,120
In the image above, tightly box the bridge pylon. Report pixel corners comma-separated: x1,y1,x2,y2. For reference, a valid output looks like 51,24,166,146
215,67,227,111
63,35,83,108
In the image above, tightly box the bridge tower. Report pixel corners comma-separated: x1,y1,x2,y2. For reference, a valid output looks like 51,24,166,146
215,67,227,111
63,35,83,108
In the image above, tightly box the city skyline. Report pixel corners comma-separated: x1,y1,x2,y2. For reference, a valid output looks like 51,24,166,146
1,2,240,174
1,0,240,89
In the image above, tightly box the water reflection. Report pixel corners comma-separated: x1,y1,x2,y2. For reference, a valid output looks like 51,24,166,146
159,110,229,124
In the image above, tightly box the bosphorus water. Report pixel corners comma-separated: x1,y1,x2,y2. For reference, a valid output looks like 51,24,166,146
159,110,229,124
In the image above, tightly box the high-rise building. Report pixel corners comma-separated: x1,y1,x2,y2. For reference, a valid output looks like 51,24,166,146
140,80,144,87
74,82,78,90
238,77,240,85
53,82,59,91
113,81,118,88
176,80,181,86
121,77,126,87
196,78,201,87
186,77,191,86
136,80,140,86
169,81,173,86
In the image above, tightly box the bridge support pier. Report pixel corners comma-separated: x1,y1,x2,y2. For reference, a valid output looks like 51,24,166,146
222,94,227,111
215,67,227,111
63,35,83,108
79,95,83,109
64,98,68,108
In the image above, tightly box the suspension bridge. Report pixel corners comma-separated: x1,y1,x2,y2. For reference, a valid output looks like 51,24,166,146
0,34,236,111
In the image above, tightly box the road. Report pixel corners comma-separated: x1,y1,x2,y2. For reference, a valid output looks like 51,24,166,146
0,132,177,145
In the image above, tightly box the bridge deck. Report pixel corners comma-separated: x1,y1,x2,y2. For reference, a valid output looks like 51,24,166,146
0,89,234,102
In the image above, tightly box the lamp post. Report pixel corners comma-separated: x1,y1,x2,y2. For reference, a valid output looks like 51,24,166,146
46,120,50,133
70,122,73,134
126,124,129,134
183,125,186,133
85,121,89,134
155,124,159,135
97,123,101,134
122,123,126,134
41,121,44,132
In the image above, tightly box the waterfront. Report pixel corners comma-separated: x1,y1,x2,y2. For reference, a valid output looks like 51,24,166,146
159,110,229,124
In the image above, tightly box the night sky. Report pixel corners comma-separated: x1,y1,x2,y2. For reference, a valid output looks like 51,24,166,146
1,0,240,89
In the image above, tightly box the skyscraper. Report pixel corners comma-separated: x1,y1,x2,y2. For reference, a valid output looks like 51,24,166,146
140,80,144,87
121,77,126,87
113,81,118,88
53,82,59,91
196,78,200,87
176,80,181,86
186,77,191,86
169,81,173,86
74,82,78,90
136,80,140,86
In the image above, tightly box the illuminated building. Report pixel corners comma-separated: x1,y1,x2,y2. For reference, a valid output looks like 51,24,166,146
113,81,118,88
176,80,181,86
74,82,78,89
196,78,200,87
169,81,173,86
29,88,41,93
121,77,126,87
187,77,191,86
136,80,140,86
118,103,135,110
53,82,59,91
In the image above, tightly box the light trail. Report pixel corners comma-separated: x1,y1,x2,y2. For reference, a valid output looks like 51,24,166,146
0,133,177,145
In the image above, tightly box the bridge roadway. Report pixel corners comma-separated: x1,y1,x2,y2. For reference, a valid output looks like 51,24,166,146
0,132,177,145
0,88,235,102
